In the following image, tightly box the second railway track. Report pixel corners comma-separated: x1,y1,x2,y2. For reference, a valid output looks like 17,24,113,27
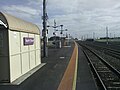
78,43,120,90
83,42,120,59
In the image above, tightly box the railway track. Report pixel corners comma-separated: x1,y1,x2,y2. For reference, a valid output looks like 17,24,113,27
79,42,120,59
79,44,120,90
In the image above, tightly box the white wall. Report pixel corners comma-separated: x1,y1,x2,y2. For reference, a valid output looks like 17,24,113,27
9,30,41,82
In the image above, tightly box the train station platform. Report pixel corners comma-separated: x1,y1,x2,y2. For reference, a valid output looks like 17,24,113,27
0,41,97,90
0,41,74,90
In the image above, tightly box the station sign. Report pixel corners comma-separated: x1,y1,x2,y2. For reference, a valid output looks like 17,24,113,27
23,37,34,45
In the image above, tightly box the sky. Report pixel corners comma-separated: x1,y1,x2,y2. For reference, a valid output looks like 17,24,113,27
1,0,120,39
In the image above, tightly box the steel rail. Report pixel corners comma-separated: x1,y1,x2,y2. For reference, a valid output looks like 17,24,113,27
78,43,120,90
82,49,107,90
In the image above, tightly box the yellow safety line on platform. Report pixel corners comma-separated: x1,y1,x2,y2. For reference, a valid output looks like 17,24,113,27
57,41,78,90
72,42,78,90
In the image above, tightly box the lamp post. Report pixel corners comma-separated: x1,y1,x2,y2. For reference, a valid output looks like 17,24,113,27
60,25,63,38
47,20,62,36
56,28,68,38
56,27,68,47
47,20,63,48
56,28,68,40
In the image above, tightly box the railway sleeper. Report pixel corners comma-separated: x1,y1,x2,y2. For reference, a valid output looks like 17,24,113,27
107,86,120,90
97,70,111,73
103,80,120,89
99,73,119,80
94,62,105,66
107,82,120,88
105,80,120,85
105,52,120,59
96,67,109,71
102,77,120,84
97,66,108,69
112,82,120,85
91,62,102,66
106,78,115,81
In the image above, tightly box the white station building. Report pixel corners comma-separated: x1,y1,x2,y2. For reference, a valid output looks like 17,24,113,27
0,12,41,83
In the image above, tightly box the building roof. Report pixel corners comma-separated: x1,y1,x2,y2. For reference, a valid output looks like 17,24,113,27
0,12,40,34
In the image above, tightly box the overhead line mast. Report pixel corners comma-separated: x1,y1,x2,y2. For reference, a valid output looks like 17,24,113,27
106,26,109,44
42,0,48,57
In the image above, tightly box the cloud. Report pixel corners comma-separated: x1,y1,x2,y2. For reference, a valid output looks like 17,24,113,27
2,5,40,17
28,0,42,5
45,0,120,38
1,4,42,26
1,0,120,38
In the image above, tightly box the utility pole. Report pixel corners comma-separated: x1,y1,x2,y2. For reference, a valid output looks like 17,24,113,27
42,0,48,57
106,26,109,44
87,34,88,39
110,33,112,38
54,20,57,29
114,33,115,38
93,32,95,40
